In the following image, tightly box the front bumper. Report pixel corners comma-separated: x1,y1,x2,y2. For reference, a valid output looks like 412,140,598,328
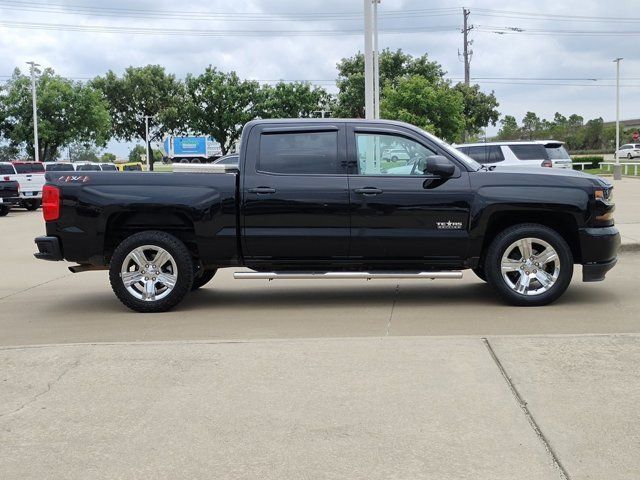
579,226,620,282
34,236,63,261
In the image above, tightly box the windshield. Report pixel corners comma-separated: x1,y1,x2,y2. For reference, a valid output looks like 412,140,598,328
545,145,571,160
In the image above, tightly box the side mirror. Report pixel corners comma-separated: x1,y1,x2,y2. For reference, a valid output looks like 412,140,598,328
424,155,455,177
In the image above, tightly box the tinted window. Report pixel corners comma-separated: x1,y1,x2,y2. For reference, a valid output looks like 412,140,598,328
100,164,117,171
14,163,44,173
76,164,101,171
124,164,142,171
545,145,571,159
215,156,238,165
45,163,75,172
620,144,631,150
259,131,339,174
508,144,548,160
465,145,505,164
356,133,442,176
0,164,15,174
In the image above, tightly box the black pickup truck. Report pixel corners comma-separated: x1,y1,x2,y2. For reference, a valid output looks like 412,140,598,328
0,179,20,216
35,119,619,312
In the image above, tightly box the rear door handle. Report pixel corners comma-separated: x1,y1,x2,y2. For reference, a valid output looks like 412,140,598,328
248,187,276,194
354,187,383,195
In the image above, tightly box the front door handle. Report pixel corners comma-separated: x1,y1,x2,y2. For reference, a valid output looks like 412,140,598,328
248,187,276,194
354,187,383,195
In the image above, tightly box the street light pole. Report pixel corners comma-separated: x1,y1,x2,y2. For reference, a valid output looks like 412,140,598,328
372,0,380,119
144,115,152,171
614,57,623,180
364,0,374,120
26,61,40,162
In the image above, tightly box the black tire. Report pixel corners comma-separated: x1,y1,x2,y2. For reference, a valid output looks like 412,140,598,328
391,155,398,162
472,266,487,282
485,224,573,306
0,205,10,217
23,199,41,211
628,153,633,159
191,269,217,290
109,230,194,313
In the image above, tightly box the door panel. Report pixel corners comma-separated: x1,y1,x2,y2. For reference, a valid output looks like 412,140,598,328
241,123,350,261
347,126,472,262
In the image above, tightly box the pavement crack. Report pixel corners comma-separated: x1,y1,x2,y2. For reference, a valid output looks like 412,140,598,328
0,359,81,418
482,337,571,480
0,274,72,301
385,283,400,337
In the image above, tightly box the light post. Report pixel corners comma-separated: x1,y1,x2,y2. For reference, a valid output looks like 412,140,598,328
613,57,623,181
26,61,40,162
144,115,153,171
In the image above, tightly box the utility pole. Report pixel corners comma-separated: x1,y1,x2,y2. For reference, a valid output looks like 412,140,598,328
144,115,153,172
613,57,623,180
26,61,40,162
364,0,374,120
372,0,380,119
462,8,473,85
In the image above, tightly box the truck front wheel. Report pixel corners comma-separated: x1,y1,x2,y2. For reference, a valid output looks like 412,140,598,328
109,231,194,313
191,269,217,290
484,224,573,306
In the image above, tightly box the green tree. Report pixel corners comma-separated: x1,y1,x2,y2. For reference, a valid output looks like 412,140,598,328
380,75,465,142
128,144,146,163
183,67,261,155
92,65,184,170
521,112,542,140
496,115,520,140
100,152,116,163
1,68,110,161
69,143,100,163
335,48,446,118
0,144,21,161
452,83,499,141
259,82,331,118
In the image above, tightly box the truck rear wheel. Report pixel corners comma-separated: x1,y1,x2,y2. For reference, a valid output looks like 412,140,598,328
109,231,194,313
0,205,10,216
484,224,573,306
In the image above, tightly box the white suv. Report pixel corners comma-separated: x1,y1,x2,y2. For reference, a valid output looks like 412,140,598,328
455,141,573,169
615,143,640,159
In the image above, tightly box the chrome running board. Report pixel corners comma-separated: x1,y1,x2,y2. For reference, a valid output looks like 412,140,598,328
233,271,463,280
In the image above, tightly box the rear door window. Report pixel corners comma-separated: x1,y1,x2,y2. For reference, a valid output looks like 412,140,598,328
508,144,549,160
465,145,504,164
259,131,339,175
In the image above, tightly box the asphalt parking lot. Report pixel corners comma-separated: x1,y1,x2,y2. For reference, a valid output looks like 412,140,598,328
2,187,640,479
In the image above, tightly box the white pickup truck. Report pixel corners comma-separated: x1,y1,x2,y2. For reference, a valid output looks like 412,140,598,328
0,161,46,210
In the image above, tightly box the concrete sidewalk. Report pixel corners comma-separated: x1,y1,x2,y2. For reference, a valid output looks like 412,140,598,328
1,335,639,480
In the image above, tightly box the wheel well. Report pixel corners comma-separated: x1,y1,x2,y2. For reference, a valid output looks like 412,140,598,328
481,212,582,263
104,212,198,262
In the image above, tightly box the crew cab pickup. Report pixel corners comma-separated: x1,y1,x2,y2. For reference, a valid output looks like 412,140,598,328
0,179,20,216
0,161,45,210
34,119,620,312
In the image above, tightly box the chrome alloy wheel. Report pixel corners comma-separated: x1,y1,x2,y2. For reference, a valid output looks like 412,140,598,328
119,245,177,301
500,237,560,296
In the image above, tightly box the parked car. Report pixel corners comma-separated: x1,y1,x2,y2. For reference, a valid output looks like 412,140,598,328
0,161,45,210
116,162,144,172
43,162,76,172
455,141,573,169
615,143,640,159
0,178,20,216
381,148,411,163
35,119,619,313
212,154,239,166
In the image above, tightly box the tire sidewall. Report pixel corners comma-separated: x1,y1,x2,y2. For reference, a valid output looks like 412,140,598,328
109,231,194,312
485,224,573,306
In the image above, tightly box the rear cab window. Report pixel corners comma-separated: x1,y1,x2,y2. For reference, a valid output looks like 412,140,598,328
0,164,16,175
258,131,339,174
45,163,75,172
14,163,45,173
508,144,549,160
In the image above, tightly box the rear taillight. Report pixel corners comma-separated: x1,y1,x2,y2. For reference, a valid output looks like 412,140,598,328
42,185,60,221
3,176,9,181
541,160,553,168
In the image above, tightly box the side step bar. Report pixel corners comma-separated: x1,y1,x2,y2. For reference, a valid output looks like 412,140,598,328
233,271,463,280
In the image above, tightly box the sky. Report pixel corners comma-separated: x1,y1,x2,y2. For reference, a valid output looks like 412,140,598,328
1,0,639,158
